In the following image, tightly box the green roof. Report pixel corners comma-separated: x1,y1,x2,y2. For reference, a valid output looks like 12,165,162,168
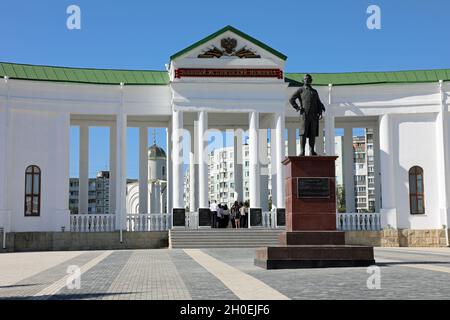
285,69,450,86
1,62,449,87
148,144,166,159
0,62,170,85
170,25,288,61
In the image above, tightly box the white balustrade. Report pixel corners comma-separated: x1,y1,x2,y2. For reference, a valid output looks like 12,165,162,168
70,213,172,232
70,214,115,232
336,212,382,231
185,212,199,229
262,211,276,229
127,213,172,232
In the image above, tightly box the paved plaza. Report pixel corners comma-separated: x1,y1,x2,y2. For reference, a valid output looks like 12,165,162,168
1,247,450,300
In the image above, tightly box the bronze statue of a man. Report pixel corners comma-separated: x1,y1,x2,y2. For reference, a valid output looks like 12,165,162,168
289,74,326,156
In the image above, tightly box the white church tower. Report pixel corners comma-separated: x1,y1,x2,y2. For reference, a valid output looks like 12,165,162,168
148,142,167,214
126,132,167,214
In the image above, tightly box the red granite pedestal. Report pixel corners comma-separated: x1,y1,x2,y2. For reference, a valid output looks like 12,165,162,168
255,156,375,269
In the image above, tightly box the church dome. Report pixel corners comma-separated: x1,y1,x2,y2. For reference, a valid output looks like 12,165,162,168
148,144,166,160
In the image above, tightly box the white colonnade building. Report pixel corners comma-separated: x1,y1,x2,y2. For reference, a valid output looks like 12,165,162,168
0,26,449,245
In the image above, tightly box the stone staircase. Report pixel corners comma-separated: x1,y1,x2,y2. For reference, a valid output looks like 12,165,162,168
169,229,284,248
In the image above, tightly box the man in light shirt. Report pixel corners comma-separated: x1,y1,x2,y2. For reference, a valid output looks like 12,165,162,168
209,200,218,228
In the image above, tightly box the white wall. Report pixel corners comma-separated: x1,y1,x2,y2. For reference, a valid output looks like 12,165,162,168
393,113,442,229
0,103,8,228
8,109,70,232
446,112,450,228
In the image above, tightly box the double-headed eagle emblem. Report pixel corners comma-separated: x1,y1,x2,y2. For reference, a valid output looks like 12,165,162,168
198,37,261,59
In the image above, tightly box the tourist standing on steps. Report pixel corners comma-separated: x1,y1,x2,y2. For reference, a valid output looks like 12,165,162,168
230,201,237,229
217,204,224,228
240,201,249,228
231,201,241,229
210,200,218,229
239,202,246,228
222,204,230,228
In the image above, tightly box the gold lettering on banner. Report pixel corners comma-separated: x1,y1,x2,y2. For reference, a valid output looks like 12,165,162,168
175,68,283,79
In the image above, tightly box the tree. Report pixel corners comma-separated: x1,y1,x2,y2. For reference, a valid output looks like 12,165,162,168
336,185,346,213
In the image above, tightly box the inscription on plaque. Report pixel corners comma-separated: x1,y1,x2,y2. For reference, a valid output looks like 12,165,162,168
250,208,263,227
276,208,286,227
297,178,330,198
198,208,211,227
172,208,186,227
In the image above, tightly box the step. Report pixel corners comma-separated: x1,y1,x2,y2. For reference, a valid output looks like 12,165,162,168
172,240,278,242
170,229,283,248
170,245,281,249
171,236,281,239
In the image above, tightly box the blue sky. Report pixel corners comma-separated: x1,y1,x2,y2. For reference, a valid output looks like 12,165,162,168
2,0,449,178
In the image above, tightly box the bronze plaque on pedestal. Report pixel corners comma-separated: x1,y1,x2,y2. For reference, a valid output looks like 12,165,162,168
297,178,330,198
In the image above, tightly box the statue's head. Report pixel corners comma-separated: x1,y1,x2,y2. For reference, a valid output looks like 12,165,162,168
304,74,313,85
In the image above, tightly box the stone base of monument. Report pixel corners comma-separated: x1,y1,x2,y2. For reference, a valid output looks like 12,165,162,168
254,156,375,269
254,231,375,269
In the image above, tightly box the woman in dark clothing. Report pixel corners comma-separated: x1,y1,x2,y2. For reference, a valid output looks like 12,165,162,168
221,204,230,228
240,201,249,228
231,201,241,229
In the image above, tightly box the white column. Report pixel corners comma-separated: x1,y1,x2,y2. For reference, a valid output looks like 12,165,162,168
154,183,161,213
0,78,11,230
54,113,71,230
188,147,196,212
325,114,335,156
275,112,286,209
115,111,127,230
379,114,397,228
234,129,244,202
188,126,198,212
160,182,166,214
79,125,89,214
373,125,382,213
270,128,277,209
150,182,156,213
172,109,184,210
166,124,173,215
139,127,148,214
193,150,199,210
325,84,335,156
249,111,260,208
343,127,355,213
287,127,297,156
109,125,116,215
0,78,13,235
260,128,269,211
317,120,325,155
197,111,209,209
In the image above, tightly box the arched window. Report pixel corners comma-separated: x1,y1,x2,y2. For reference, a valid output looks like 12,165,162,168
25,165,41,216
409,166,425,214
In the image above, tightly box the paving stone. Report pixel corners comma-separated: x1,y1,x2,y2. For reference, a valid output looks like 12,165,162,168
170,249,238,300
1,247,450,300
204,247,450,300
50,251,134,300
103,250,191,300
0,251,103,299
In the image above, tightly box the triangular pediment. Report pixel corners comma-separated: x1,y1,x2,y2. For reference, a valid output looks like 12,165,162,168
170,25,287,62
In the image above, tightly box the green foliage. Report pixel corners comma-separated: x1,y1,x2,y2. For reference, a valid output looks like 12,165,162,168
337,185,346,213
